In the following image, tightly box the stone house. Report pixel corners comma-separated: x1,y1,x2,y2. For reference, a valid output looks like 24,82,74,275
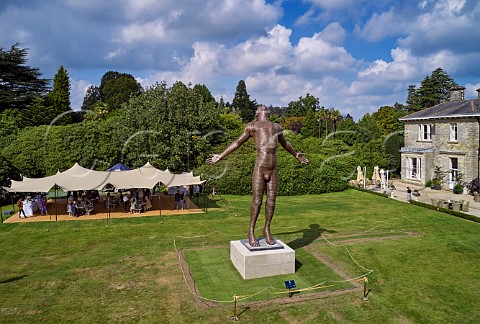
399,87,480,189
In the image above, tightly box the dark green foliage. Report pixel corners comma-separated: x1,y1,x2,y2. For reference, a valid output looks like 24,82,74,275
348,185,389,198
232,80,256,122
382,131,404,174
111,81,221,171
196,135,357,196
335,116,358,145
0,155,21,186
285,93,320,117
193,84,215,104
371,105,406,136
453,183,463,194
406,68,458,112
100,71,142,111
357,113,380,142
300,109,318,137
81,85,101,111
410,200,480,223
0,43,49,113
1,122,121,177
50,65,72,125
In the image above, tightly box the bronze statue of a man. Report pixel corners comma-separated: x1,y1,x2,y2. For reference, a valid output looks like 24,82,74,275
207,105,308,247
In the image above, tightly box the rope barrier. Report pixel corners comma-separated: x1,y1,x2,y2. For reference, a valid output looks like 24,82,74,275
174,225,376,305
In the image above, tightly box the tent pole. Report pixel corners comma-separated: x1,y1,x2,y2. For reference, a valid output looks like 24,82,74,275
55,186,58,222
0,195,3,223
158,182,162,218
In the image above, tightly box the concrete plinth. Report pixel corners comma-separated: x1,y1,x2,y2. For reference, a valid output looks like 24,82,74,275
230,239,295,280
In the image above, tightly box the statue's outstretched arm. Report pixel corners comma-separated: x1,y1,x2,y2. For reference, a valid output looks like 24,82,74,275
279,132,309,164
207,126,252,164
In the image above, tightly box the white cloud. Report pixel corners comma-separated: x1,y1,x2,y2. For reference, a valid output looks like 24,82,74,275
354,8,409,42
291,23,354,74
119,20,166,44
219,25,293,74
70,78,92,110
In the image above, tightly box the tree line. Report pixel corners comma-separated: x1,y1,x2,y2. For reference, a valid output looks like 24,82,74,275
0,43,459,195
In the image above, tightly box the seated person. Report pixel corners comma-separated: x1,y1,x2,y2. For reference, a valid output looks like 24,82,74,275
144,196,152,211
129,197,138,213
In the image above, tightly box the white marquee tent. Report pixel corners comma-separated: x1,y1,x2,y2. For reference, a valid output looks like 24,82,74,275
3,162,204,193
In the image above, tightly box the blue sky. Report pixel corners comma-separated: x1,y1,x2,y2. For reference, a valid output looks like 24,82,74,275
1,0,479,120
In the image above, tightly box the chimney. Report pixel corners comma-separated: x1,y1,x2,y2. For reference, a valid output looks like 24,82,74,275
450,86,465,101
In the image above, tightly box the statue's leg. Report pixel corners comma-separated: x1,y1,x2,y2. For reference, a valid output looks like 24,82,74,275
249,169,265,247
263,169,278,245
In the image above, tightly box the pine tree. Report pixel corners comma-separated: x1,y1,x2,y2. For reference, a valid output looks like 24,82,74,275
50,65,72,124
406,68,458,112
232,80,256,122
0,43,49,113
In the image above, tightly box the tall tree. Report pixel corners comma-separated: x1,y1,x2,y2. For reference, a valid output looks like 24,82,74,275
328,108,341,138
99,71,142,111
406,67,458,112
193,84,216,104
372,105,405,136
112,82,221,171
232,80,256,122
0,43,49,113
50,65,72,124
81,85,101,111
285,93,320,117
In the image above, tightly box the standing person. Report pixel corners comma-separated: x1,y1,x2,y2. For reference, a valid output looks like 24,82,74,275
207,105,308,247
173,190,182,210
17,197,26,219
40,193,48,216
183,186,188,209
122,193,130,213
179,188,185,210
407,187,412,202
212,186,217,201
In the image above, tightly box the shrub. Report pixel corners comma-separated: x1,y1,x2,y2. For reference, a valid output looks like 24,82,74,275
453,183,463,194
467,178,480,194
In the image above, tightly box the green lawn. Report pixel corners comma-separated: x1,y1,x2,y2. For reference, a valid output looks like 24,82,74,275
0,189,479,323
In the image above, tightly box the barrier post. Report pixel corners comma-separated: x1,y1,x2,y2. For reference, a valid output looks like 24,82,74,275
231,294,239,321
362,277,370,301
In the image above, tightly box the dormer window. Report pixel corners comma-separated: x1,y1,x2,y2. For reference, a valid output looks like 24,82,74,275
418,124,432,141
449,123,458,142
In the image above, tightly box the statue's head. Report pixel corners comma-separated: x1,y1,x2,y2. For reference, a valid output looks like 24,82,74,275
255,105,269,119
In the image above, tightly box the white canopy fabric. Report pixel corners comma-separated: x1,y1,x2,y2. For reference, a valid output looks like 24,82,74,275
5,172,59,193
3,162,204,193
54,163,112,191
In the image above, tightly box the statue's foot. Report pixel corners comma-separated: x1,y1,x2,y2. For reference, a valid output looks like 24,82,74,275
248,232,259,247
263,228,276,245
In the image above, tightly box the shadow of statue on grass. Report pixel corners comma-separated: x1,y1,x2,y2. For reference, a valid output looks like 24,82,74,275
275,224,337,250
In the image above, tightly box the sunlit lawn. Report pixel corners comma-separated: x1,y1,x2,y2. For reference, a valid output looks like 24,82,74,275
0,190,479,323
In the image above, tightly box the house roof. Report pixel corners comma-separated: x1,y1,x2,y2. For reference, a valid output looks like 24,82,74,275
399,99,480,121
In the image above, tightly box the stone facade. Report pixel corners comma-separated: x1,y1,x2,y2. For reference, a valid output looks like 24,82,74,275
401,118,480,188
400,87,480,189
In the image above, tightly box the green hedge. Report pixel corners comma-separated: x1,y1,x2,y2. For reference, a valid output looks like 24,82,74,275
195,150,356,195
410,200,480,223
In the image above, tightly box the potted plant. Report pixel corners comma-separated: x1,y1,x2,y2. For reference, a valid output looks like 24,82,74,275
431,166,445,190
453,183,463,194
